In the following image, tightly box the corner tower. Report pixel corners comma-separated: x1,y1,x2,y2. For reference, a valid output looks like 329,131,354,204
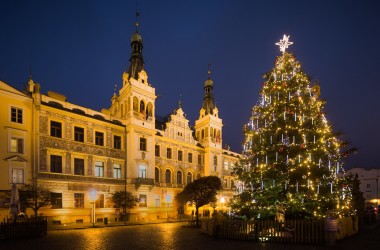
194,67,223,176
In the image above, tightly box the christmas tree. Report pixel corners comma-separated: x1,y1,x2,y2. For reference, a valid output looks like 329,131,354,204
231,35,353,220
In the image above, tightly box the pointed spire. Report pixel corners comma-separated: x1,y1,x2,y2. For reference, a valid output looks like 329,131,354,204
202,64,216,115
178,93,182,109
128,10,144,80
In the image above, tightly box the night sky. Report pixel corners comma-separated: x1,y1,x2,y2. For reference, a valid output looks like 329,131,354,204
1,1,379,169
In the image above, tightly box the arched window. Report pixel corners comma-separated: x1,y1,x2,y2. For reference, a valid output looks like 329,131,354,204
196,173,201,180
176,171,182,185
147,102,153,117
140,100,145,113
133,97,138,111
187,172,192,184
155,167,160,183
201,129,204,139
165,169,171,183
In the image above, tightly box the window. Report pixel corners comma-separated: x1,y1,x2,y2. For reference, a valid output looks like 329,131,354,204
74,158,84,175
231,180,235,189
139,194,147,207
140,137,147,151
214,156,218,166
96,194,104,208
50,193,62,209
176,171,182,184
155,145,160,157
113,164,121,179
155,195,160,207
165,169,171,183
139,164,147,178
94,161,104,177
188,153,192,163
114,135,122,149
11,107,23,123
178,150,183,161
198,155,202,165
197,173,201,180
187,172,192,184
74,126,84,142
367,184,371,188
74,193,84,208
50,121,62,138
95,132,104,146
12,168,24,183
167,148,172,159
155,167,160,182
10,137,24,153
50,155,62,173
224,161,229,170
224,179,228,188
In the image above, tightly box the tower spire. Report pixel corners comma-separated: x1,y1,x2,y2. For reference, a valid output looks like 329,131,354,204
127,10,144,80
201,64,216,115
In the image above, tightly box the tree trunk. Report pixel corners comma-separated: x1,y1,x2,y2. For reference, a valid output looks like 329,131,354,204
195,206,199,226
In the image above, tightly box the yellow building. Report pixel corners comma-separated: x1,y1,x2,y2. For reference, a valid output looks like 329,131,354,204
0,18,240,224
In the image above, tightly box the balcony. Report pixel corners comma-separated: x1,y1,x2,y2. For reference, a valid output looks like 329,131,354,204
37,172,126,185
131,177,155,186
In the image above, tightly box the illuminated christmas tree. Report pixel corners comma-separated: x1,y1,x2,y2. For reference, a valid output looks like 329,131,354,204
231,35,353,219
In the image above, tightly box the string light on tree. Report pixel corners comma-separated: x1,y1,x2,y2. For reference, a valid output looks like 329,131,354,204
230,34,354,220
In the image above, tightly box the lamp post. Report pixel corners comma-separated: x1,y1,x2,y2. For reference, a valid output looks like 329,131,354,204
165,194,172,222
220,197,226,214
90,189,97,227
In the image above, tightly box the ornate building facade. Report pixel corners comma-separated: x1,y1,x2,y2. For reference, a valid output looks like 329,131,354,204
0,19,240,224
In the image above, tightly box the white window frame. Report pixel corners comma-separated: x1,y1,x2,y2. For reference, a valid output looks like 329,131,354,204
113,164,122,179
10,106,23,124
95,161,104,177
139,164,147,178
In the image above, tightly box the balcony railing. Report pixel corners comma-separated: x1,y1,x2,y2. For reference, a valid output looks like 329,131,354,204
131,177,155,186
37,172,126,185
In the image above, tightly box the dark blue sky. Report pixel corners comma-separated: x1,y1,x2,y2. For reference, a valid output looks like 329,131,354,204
1,0,379,169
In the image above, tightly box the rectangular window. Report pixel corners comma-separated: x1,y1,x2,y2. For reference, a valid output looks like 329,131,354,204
139,194,147,207
10,137,24,153
96,194,104,208
214,156,218,166
74,193,84,208
224,179,228,188
114,135,122,149
50,155,62,173
95,132,104,146
188,153,192,163
139,164,147,178
11,107,23,124
155,195,160,207
74,158,84,175
367,184,371,188
50,193,62,209
113,164,121,179
167,148,172,159
155,145,160,157
178,150,183,161
94,161,104,177
12,168,24,183
198,155,202,165
74,126,84,142
140,137,147,151
50,121,62,138
224,161,229,170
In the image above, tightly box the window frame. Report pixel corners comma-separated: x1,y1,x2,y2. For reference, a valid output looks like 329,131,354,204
188,153,192,163
178,150,183,161
50,121,62,138
94,161,104,177
10,106,23,124
50,192,62,209
74,193,84,208
167,148,172,159
50,155,62,173
74,126,85,142
113,164,121,179
155,145,160,157
114,135,122,149
139,137,147,151
74,158,85,175
95,131,104,146
10,137,24,154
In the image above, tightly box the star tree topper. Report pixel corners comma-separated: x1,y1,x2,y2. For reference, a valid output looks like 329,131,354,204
275,34,293,53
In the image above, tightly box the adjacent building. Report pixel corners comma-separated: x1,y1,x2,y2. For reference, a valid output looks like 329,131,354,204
346,168,380,206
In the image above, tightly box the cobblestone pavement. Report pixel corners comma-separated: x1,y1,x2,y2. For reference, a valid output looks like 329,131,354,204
0,222,379,250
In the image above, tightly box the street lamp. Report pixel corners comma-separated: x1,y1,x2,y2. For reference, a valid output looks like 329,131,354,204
220,197,226,214
165,194,172,222
90,189,97,227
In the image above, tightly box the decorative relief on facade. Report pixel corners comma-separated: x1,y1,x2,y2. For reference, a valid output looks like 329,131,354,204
65,152,71,174
87,155,93,175
40,137,67,150
68,183,110,192
87,127,93,143
46,111,66,120
40,148,47,171
106,130,111,147
39,116,48,134
110,149,123,159
65,121,71,139
107,158,113,177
